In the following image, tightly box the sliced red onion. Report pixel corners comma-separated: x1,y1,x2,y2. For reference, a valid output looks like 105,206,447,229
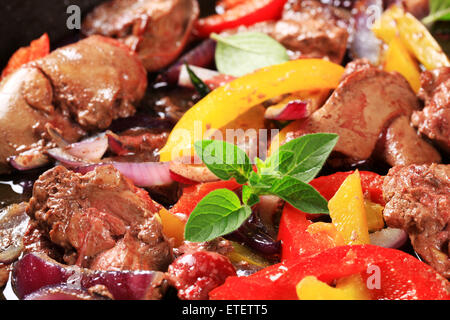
24,285,102,300
369,227,408,249
264,100,309,121
46,147,89,168
64,134,108,162
162,39,216,84
75,161,174,187
179,64,234,90
169,161,219,183
0,203,29,264
8,150,49,171
13,253,167,300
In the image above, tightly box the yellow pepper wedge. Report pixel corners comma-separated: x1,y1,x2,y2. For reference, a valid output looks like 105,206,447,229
158,208,185,247
306,222,346,247
296,274,371,300
365,200,385,232
372,5,450,70
328,170,370,245
227,242,271,268
159,59,345,161
384,37,421,93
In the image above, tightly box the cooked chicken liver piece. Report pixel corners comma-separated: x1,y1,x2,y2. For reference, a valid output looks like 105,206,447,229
27,165,172,271
412,67,450,153
82,0,199,72
0,36,147,173
383,164,450,278
289,61,419,161
223,0,350,64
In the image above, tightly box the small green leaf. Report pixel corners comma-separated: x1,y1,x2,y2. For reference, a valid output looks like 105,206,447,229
265,133,338,183
184,189,252,242
242,185,260,207
422,0,450,25
269,175,329,214
212,32,289,77
185,63,211,97
194,140,252,184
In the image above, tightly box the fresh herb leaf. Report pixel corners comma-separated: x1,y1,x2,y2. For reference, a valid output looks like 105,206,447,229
422,0,450,26
194,140,252,184
184,189,252,242
264,133,338,183
242,185,260,207
211,32,289,77
269,175,329,214
185,63,211,97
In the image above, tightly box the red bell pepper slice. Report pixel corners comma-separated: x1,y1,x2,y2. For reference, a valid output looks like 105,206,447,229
209,244,450,300
310,171,385,205
278,171,384,261
277,204,336,261
194,0,287,37
1,33,50,79
170,179,241,217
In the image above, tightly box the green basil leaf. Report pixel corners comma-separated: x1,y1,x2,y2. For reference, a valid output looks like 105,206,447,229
212,32,289,77
185,63,211,97
184,189,252,242
422,0,450,25
269,175,329,214
194,140,252,184
242,185,260,207
265,133,338,183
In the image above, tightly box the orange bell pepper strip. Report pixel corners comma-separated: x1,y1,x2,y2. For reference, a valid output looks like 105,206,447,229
372,5,450,70
1,33,50,79
159,59,345,162
384,37,421,93
158,208,186,247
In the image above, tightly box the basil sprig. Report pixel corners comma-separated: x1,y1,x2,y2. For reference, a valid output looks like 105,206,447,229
422,0,450,26
184,133,339,242
185,63,211,98
211,32,289,77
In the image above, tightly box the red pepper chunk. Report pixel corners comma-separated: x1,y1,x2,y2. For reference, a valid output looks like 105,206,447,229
209,245,450,300
194,0,287,37
310,171,385,205
1,33,50,79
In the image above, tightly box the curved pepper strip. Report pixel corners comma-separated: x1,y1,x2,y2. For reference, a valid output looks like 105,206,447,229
209,244,450,300
278,171,384,261
372,5,450,70
159,59,345,162
194,0,287,37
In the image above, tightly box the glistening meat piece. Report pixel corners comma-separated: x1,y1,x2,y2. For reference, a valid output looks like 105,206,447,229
27,165,172,271
288,61,419,161
82,0,199,72
35,36,147,130
0,36,147,173
383,164,450,278
379,116,441,166
412,67,450,153
223,0,350,64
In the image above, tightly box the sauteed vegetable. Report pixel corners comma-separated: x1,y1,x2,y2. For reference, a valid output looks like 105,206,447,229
0,0,449,300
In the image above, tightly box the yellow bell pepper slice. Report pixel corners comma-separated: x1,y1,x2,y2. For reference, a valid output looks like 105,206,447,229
384,37,421,92
306,222,346,247
296,274,371,300
328,170,370,245
159,59,345,162
372,5,450,70
365,200,385,232
158,208,185,247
